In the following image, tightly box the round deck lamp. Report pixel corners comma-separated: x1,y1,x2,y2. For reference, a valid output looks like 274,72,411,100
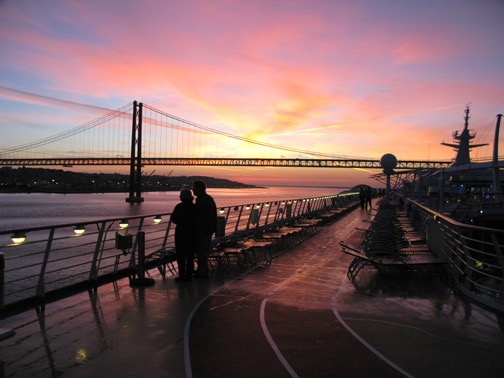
380,153,398,198
73,225,86,236
245,205,251,210
218,208,225,214
153,215,162,224
119,219,129,229
11,232,26,244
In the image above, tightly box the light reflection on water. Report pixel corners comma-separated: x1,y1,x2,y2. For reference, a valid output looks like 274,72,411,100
0,186,345,231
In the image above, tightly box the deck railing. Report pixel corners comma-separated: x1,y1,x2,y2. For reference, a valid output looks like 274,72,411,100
0,192,358,311
407,198,504,313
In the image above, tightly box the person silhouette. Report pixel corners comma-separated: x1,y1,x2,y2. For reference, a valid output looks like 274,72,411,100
359,187,365,209
365,187,373,210
192,180,217,279
171,189,197,282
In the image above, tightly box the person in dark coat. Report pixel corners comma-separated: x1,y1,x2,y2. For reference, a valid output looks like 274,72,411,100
365,187,373,210
171,189,197,282
192,180,217,279
359,187,365,209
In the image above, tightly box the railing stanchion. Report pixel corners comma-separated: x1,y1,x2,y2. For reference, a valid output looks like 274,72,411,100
0,253,4,310
0,252,15,340
130,231,154,287
36,228,55,299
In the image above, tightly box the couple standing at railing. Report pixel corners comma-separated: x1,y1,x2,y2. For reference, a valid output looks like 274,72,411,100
171,180,217,282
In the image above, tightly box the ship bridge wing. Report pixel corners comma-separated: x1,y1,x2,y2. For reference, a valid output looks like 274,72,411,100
441,142,460,148
467,143,489,148
441,141,488,148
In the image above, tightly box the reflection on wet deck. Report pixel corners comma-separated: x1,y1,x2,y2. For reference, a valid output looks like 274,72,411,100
1,199,503,377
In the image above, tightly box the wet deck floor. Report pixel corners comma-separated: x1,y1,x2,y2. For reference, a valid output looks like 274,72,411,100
1,201,504,377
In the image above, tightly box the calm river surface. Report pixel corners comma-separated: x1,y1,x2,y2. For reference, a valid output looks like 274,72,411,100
0,186,346,231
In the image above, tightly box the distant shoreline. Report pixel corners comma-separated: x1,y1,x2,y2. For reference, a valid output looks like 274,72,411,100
0,188,264,194
0,167,260,194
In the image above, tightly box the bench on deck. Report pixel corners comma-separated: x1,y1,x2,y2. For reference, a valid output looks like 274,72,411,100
209,236,276,269
340,241,445,281
145,248,178,278
340,200,447,281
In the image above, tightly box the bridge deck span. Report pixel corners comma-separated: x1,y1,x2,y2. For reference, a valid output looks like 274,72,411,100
0,157,450,169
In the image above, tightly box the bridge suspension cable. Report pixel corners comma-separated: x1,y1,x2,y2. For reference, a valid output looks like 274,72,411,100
0,103,133,155
143,104,359,160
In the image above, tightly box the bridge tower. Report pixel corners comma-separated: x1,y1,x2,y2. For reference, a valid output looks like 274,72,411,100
126,101,144,203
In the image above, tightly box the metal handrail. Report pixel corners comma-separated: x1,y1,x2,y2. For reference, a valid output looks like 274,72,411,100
0,192,358,310
406,198,504,312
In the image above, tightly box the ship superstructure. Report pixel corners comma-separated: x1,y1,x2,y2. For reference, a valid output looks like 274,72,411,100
435,107,503,226
441,105,488,166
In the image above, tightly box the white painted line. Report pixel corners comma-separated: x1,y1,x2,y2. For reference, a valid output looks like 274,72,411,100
260,297,300,378
257,237,333,378
183,267,257,378
330,288,414,378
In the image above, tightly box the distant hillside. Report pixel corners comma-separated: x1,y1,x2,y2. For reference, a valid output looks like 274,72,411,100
0,167,259,193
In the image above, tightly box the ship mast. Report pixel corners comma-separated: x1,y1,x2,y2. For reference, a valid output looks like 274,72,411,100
441,105,488,166
493,114,502,202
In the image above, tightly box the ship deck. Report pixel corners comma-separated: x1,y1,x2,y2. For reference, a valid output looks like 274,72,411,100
1,199,504,377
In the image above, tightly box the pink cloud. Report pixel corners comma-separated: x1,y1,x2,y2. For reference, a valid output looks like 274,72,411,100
392,33,462,66
1,0,503,187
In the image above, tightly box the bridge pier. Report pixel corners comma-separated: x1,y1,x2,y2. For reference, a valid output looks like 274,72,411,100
126,101,144,203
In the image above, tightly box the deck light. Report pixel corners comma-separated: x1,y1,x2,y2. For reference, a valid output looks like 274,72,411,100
233,206,239,211
265,203,270,207
119,220,129,229
218,208,225,214
73,225,86,236
11,232,26,244
255,204,260,209
245,205,251,210
153,215,162,224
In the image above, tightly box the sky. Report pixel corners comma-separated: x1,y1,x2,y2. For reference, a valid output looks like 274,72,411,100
1,0,503,187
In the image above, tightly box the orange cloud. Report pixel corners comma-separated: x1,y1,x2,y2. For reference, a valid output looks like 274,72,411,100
1,0,503,186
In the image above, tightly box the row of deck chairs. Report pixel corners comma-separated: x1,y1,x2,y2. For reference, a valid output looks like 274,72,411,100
144,204,359,278
209,205,360,271
340,201,445,281
208,218,323,270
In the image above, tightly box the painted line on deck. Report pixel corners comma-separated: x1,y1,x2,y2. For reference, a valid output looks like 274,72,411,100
185,210,359,377
183,267,257,378
330,286,414,378
258,236,333,378
260,296,300,378
330,204,413,377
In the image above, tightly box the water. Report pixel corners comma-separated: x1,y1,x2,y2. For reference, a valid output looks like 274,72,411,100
0,186,345,231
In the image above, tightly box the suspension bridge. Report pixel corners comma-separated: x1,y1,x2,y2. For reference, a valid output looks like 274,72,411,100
0,101,452,202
